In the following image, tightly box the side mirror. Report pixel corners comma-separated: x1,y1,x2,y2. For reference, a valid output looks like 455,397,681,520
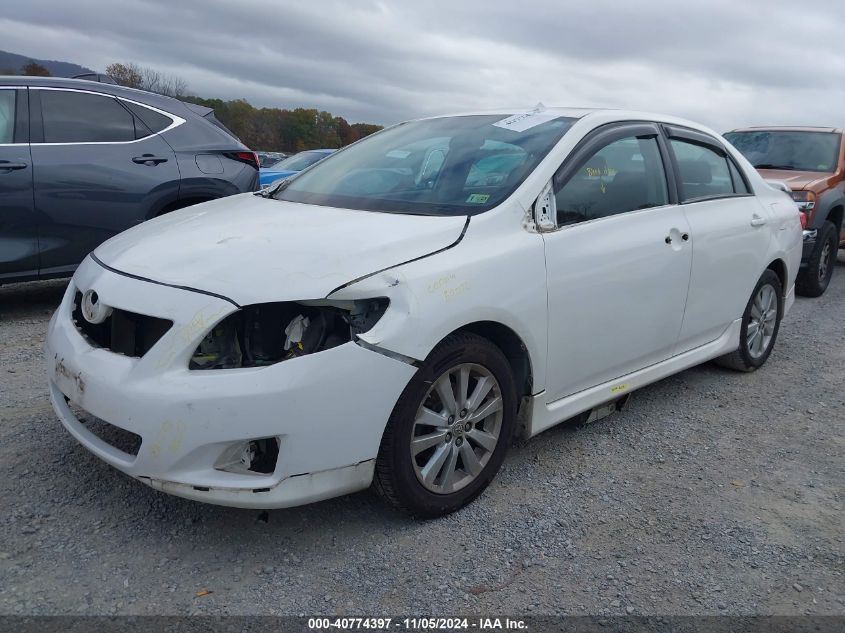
533,179,557,232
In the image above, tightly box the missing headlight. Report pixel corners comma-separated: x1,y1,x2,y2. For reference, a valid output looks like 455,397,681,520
190,298,388,370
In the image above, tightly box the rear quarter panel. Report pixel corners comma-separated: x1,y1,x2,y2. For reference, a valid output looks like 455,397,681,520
160,116,258,204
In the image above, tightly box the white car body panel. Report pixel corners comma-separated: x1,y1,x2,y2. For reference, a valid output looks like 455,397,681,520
541,204,693,402
45,107,802,508
46,257,416,508
675,196,775,351
330,208,550,389
94,193,467,305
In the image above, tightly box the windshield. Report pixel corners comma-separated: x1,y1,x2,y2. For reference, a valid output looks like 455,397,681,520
274,114,577,215
269,151,330,172
724,130,842,172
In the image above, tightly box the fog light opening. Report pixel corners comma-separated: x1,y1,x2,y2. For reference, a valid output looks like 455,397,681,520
215,437,280,475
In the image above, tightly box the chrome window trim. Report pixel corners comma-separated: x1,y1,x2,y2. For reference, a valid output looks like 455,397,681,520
30,86,186,145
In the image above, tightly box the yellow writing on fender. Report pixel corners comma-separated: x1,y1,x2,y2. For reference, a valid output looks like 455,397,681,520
610,383,629,394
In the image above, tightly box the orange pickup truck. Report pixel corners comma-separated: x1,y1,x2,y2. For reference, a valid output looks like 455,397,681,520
724,127,844,297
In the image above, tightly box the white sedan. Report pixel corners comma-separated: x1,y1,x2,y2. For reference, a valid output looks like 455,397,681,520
46,108,802,517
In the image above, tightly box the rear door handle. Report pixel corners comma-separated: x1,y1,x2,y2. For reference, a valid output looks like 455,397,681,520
750,214,767,227
0,160,28,172
133,155,168,165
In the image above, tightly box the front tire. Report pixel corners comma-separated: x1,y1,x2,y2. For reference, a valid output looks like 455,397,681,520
715,269,783,372
373,333,517,518
796,220,837,297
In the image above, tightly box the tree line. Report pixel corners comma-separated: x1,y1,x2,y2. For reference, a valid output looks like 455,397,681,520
2,60,52,76
2,60,383,152
106,62,383,151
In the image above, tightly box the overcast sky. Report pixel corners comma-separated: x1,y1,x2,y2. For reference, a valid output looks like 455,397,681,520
3,0,844,131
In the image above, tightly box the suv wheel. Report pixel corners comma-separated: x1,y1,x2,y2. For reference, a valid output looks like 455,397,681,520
715,269,783,372
796,221,837,297
373,333,517,518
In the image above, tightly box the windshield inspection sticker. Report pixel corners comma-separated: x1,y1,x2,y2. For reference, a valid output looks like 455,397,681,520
493,104,559,132
466,193,490,203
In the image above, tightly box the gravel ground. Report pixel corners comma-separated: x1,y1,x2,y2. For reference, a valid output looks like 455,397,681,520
1,256,843,617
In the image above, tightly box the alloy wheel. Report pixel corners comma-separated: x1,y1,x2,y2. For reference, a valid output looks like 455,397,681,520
410,363,503,494
818,241,832,283
746,283,777,359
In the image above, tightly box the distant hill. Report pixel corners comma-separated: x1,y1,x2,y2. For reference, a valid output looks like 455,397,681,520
0,50,93,77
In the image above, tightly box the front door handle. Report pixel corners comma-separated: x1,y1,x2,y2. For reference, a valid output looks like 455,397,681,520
665,232,690,245
0,160,28,172
750,214,767,227
133,155,168,165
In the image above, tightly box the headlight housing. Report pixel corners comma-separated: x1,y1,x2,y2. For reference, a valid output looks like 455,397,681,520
190,298,389,370
790,190,816,210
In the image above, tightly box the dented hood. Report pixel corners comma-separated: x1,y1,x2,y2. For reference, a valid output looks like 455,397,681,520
94,194,467,305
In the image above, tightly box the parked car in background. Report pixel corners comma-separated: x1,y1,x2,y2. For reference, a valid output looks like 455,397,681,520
258,149,335,187
256,151,287,168
47,107,801,517
0,77,259,284
724,127,844,297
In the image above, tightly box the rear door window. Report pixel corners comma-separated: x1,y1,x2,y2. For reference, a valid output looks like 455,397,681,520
39,90,151,143
0,90,15,143
670,139,736,201
728,159,751,194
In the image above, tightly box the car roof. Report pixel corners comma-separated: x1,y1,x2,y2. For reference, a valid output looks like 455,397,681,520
728,125,843,134
422,107,599,120
0,75,190,114
416,107,725,138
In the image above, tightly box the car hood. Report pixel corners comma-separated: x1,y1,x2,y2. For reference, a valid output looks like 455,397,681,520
94,194,467,305
755,168,833,190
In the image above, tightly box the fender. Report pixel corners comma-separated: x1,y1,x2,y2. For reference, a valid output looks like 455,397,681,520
813,187,845,236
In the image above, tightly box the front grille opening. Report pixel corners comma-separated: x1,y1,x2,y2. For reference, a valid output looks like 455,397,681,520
72,292,172,357
67,400,142,457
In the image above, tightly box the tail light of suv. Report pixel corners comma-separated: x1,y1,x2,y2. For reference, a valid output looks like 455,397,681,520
225,151,260,170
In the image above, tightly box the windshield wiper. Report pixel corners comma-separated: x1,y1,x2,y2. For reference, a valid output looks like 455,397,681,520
253,177,293,199
753,163,797,170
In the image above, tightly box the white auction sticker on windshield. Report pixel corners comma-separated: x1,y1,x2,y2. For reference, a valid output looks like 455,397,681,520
493,107,559,132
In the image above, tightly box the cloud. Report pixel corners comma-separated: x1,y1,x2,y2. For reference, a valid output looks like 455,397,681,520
2,0,844,130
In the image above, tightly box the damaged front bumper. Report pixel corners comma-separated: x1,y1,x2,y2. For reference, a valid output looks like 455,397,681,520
45,257,417,509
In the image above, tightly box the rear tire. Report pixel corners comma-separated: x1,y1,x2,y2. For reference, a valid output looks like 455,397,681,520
715,269,783,372
796,221,837,297
373,332,517,518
